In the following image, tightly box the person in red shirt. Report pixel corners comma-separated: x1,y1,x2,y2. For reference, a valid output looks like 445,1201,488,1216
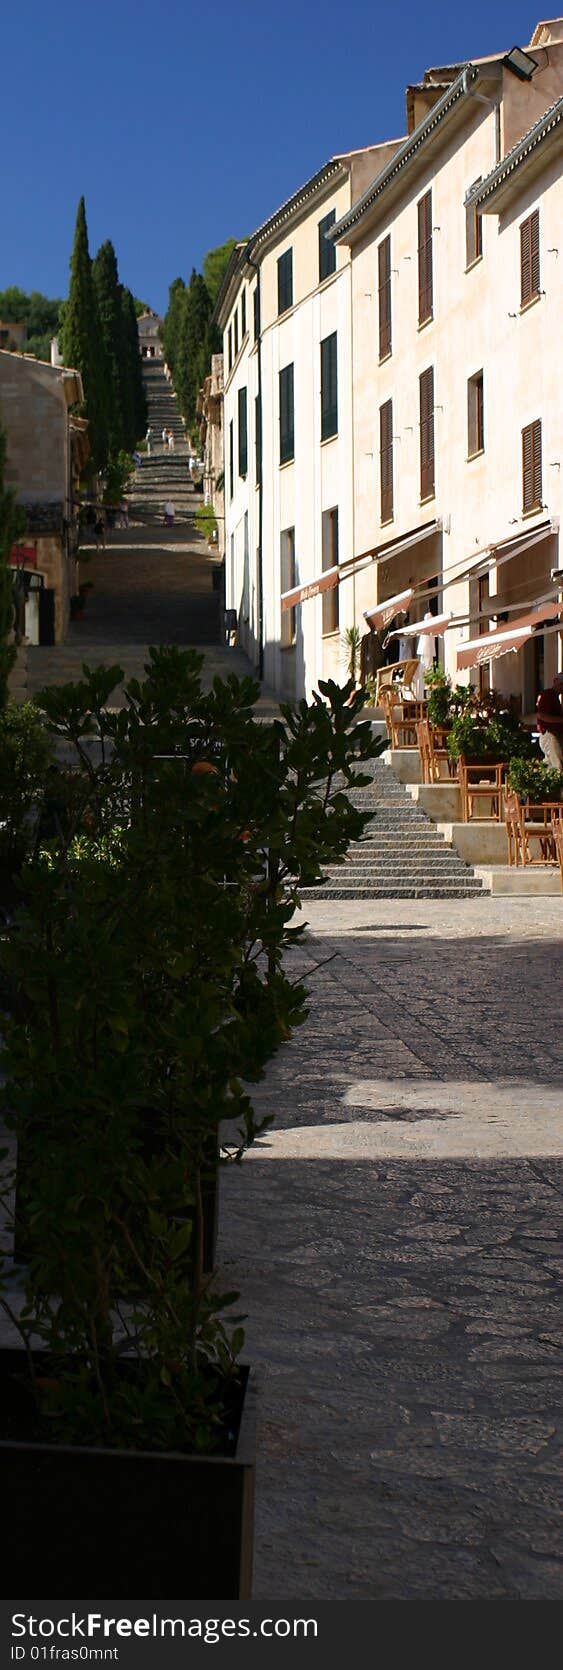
536,680,563,769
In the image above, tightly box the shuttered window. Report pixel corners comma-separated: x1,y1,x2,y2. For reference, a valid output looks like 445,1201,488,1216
277,249,293,315
238,386,248,477
378,236,392,359
467,371,484,457
522,419,542,512
417,190,433,325
322,507,339,634
419,367,435,500
379,399,393,523
253,283,260,342
241,289,246,338
319,210,337,282
234,310,239,358
255,394,261,484
228,325,233,373
320,332,338,440
280,527,296,646
465,194,483,267
520,210,540,305
229,419,234,501
279,363,295,464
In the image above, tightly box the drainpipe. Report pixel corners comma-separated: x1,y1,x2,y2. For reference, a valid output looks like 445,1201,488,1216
466,69,502,164
245,254,264,681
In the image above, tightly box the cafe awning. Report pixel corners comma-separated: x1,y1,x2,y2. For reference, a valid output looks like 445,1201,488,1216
387,610,452,639
457,601,563,670
281,566,339,611
363,588,413,630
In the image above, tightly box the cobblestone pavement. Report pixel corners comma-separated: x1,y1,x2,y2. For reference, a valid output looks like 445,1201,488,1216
219,897,563,1601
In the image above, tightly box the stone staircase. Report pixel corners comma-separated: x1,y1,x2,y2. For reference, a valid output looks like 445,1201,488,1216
301,756,488,898
131,362,195,526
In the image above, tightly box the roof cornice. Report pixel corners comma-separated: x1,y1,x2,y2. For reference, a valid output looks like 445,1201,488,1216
466,94,563,210
213,158,348,327
331,64,480,243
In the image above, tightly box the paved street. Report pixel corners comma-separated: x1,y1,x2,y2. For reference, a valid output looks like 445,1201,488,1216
220,897,563,1601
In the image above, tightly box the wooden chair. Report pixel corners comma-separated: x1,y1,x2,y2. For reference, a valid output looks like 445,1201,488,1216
375,659,420,705
552,808,563,892
382,687,424,749
416,719,451,784
505,790,523,865
504,794,557,865
458,760,505,823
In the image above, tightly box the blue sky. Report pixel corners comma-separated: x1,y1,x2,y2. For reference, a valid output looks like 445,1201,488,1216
2,0,541,314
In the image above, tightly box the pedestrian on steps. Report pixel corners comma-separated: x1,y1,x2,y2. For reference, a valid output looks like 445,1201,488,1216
168,430,175,451
94,511,106,551
162,426,169,449
164,500,175,527
146,426,153,455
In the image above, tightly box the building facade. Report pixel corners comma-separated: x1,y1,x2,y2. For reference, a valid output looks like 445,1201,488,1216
216,16,563,710
0,351,87,644
198,353,225,557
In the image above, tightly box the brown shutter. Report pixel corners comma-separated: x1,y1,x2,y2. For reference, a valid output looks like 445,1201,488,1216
522,419,542,510
418,192,433,324
530,209,540,296
379,399,393,522
378,237,391,359
420,367,435,499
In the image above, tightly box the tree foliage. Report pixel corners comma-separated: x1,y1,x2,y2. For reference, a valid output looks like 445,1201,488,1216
0,424,25,708
60,198,109,470
0,288,63,362
202,238,238,307
161,239,236,431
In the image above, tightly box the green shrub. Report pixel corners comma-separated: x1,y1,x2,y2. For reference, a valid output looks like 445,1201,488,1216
0,701,53,872
507,756,563,800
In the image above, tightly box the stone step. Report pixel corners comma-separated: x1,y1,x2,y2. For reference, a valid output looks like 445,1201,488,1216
300,884,486,898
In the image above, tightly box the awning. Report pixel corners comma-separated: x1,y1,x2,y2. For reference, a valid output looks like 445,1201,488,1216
363,588,413,630
281,566,338,611
387,610,452,639
457,599,563,670
373,519,441,566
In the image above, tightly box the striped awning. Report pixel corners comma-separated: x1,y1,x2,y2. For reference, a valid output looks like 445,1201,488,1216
387,610,452,639
457,600,563,670
281,566,339,611
363,588,413,630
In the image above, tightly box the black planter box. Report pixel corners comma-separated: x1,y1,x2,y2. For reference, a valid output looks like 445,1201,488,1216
0,1350,256,1599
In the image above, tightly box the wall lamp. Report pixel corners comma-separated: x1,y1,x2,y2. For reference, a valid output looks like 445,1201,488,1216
503,46,538,79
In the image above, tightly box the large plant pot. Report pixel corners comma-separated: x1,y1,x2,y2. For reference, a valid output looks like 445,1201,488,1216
0,1349,256,1599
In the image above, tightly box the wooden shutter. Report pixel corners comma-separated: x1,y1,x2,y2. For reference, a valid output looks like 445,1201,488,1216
279,364,294,463
379,399,393,522
521,211,540,305
378,237,392,359
229,419,234,500
419,367,435,499
522,419,542,511
418,192,433,324
278,250,293,315
322,508,339,633
319,210,336,282
321,333,338,440
238,387,248,477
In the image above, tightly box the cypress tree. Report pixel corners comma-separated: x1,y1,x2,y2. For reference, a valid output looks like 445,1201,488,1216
92,239,124,455
177,270,212,428
61,198,108,470
0,424,23,708
161,277,186,378
121,288,147,449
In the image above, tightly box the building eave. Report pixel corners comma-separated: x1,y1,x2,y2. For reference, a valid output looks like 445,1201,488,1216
331,64,485,244
213,158,348,328
466,94,563,211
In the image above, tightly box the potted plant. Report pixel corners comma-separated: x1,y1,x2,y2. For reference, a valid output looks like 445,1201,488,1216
447,691,534,767
0,648,378,1599
507,755,563,802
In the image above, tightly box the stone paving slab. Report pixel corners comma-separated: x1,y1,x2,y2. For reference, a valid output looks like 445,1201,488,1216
219,897,563,1600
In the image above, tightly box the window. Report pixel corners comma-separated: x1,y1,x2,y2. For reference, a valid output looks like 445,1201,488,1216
320,332,338,441
378,236,392,359
238,387,248,477
467,371,484,457
228,325,233,373
253,283,260,342
465,190,483,267
280,526,296,646
241,289,247,338
417,190,433,325
318,209,336,282
520,210,540,306
522,419,542,512
255,394,261,484
242,512,250,621
379,399,393,523
234,310,239,358
419,366,435,499
279,363,294,464
229,419,234,501
321,507,339,634
277,248,293,315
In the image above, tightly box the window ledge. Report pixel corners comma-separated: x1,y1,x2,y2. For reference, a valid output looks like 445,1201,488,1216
419,492,436,506
378,350,392,366
520,292,542,315
318,270,338,293
522,503,545,519
322,628,340,640
320,432,338,447
417,314,434,332
279,457,295,470
465,254,483,275
380,515,394,528
466,448,485,463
